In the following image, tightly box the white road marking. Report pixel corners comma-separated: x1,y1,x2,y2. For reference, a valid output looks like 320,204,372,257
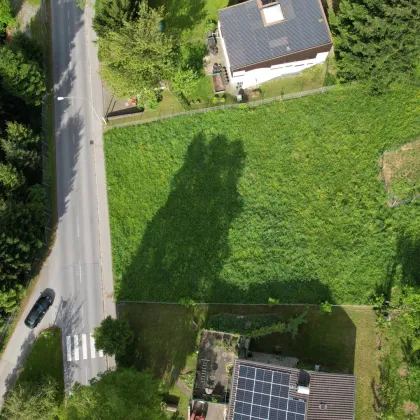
77,214,80,238
98,349,104,358
74,335,79,361
90,334,96,359
85,367,88,384
66,336,72,362
82,334,87,360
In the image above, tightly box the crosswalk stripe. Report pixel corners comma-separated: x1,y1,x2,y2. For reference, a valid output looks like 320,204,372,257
82,334,87,360
90,333,96,359
66,336,72,362
74,335,79,361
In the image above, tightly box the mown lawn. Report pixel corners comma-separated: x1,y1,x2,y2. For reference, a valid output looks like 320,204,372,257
105,84,420,304
16,327,64,400
119,303,377,420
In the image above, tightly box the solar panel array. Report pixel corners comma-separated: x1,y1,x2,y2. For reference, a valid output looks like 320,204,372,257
233,365,306,420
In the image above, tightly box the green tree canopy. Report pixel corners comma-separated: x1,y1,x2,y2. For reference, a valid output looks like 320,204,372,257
93,0,139,37
0,45,45,105
97,1,174,104
93,315,133,356
170,68,199,98
62,368,163,420
330,0,420,90
1,121,40,170
0,0,15,38
1,376,59,420
0,186,45,289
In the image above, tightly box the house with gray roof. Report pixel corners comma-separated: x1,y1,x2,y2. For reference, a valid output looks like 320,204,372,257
228,360,356,420
217,0,332,89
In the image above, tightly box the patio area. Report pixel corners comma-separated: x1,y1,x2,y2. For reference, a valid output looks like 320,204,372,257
193,330,238,402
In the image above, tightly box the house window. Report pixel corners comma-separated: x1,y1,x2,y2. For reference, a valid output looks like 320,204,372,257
262,4,284,25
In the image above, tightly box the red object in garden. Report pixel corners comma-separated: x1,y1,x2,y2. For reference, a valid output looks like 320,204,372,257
131,98,136,104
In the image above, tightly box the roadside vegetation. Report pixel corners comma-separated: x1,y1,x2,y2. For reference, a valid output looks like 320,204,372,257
2,327,63,419
0,0,47,342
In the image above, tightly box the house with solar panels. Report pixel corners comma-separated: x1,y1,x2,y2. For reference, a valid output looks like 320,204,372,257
228,360,356,420
217,0,333,89
189,331,356,420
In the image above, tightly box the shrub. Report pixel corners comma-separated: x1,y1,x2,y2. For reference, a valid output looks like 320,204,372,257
319,301,332,315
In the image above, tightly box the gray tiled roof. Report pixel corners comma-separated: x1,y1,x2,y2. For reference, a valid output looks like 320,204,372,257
218,0,332,71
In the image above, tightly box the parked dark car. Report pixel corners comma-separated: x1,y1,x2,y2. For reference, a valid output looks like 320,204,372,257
24,295,52,329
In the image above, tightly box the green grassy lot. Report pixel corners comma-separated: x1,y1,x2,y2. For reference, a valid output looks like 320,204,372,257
16,327,64,399
372,308,420,419
105,84,420,304
119,303,377,420
260,63,327,98
382,139,420,203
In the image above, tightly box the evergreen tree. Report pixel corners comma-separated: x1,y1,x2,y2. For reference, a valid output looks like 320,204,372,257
97,2,174,104
0,0,15,38
93,0,139,37
1,121,40,170
330,0,420,90
0,45,45,105
0,187,45,288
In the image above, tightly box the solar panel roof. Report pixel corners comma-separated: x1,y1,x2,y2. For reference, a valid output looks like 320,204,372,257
218,0,332,71
233,365,306,420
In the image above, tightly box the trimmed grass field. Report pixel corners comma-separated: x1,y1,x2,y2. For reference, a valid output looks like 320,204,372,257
105,84,420,304
16,327,64,399
119,303,378,420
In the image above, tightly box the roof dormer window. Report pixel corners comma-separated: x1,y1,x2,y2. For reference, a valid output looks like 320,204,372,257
262,3,284,25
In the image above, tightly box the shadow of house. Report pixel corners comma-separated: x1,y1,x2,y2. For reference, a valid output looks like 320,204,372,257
249,306,357,374
119,133,245,302
117,302,203,384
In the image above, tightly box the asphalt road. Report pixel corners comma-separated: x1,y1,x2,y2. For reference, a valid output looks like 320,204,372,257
0,0,115,403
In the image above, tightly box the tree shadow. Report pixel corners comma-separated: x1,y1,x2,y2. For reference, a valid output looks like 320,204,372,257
249,306,355,374
2,330,36,398
117,302,201,387
119,132,246,302
396,232,420,287
149,0,206,36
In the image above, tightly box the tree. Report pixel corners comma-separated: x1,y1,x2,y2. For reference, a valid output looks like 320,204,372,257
62,368,163,420
169,68,199,98
1,121,40,170
93,315,133,356
330,0,420,90
93,0,139,37
0,186,45,289
97,2,174,104
1,376,59,420
0,45,45,105
0,0,15,38
0,163,23,192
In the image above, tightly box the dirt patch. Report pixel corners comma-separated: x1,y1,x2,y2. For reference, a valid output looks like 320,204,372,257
381,139,420,206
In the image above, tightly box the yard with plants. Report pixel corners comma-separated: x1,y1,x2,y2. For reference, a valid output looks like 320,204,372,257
118,302,378,420
105,84,420,305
